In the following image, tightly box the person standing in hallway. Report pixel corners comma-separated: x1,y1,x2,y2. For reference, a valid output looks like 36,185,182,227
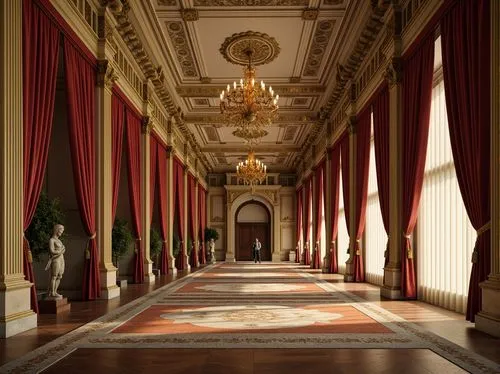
253,238,261,263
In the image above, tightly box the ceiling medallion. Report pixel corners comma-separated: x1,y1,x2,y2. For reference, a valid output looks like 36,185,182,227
219,31,280,66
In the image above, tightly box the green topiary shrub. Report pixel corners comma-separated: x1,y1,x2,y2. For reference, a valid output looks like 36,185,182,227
173,233,181,258
204,227,219,243
150,227,162,263
112,218,133,268
25,192,65,262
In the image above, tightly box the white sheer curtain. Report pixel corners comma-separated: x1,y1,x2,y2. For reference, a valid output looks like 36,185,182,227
365,118,386,286
337,163,349,274
416,56,476,313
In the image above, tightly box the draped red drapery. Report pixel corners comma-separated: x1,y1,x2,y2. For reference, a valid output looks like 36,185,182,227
157,142,169,274
64,40,100,300
198,185,207,264
372,84,391,274
313,161,325,269
351,107,371,282
401,34,435,298
295,187,303,263
441,0,490,321
149,136,158,223
125,109,144,283
173,158,186,270
22,0,60,313
111,95,125,222
329,144,341,273
188,174,198,268
304,177,312,265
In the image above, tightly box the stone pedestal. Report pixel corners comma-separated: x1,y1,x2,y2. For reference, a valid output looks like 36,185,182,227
39,297,71,314
289,251,296,262
116,279,127,288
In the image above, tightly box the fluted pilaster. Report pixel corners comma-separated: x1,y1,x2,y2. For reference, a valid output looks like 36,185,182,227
0,0,37,337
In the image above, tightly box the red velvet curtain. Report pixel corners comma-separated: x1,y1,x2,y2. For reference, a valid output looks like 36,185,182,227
313,161,325,269
198,185,206,265
22,0,60,312
64,40,100,300
351,108,371,282
329,144,341,273
373,85,391,273
157,143,169,274
111,95,125,222
149,136,158,223
125,109,144,283
295,187,303,263
188,174,197,267
304,177,312,265
401,35,435,298
173,158,186,270
341,135,350,243
441,0,490,321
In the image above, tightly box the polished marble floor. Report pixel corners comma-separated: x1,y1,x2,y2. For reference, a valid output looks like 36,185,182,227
1,263,499,374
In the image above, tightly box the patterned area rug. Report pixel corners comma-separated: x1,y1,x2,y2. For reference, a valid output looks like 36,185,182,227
1,263,499,374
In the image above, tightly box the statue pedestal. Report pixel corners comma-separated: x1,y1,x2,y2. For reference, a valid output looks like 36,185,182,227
289,252,296,262
39,297,71,314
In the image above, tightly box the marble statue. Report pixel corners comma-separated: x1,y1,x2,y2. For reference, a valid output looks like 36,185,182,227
45,224,66,299
209,238,216,264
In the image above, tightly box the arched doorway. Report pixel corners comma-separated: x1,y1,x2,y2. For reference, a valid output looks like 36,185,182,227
235,201,271,261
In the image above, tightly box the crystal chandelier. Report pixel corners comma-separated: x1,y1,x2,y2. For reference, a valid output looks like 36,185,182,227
220,49,279,139
236,150,267,191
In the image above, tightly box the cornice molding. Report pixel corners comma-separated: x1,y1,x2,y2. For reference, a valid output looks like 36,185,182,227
175,85,326,97
112,0,212,172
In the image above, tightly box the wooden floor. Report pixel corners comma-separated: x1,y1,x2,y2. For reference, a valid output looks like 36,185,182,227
1,266,499,373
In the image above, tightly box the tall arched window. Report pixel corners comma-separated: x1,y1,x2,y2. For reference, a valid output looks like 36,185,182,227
416,37,476,313
337,161,349,274
365,114,386,286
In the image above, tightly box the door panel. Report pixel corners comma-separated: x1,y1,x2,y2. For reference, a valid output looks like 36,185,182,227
236,223,270,261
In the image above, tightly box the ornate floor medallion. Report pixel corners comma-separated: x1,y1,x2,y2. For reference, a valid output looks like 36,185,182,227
161,305,343,330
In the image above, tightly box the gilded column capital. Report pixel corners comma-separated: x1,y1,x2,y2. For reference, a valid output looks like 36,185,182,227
384,57,402,87
141,116,153,135
347,116,357,135
99,0,123,14
96,60,118,89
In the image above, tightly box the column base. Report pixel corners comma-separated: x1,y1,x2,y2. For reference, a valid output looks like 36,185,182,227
144,261,155,283
476,277,500,338
225,252,236,262
380,286,403,300
0,310,37,338
0,277,38,338
272,253,281,262
100,265,120,300
343,261,354,282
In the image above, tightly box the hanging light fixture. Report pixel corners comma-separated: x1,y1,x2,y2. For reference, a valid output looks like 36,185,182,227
219,31,281,141
236,150,267,192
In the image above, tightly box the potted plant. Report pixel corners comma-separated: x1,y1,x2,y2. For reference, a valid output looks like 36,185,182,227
112,218,133,275
173,233,181,259
150,227,162,266
204,227,219,243
25,192,65,262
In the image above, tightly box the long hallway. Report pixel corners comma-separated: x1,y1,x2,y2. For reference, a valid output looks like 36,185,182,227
1,263,499,374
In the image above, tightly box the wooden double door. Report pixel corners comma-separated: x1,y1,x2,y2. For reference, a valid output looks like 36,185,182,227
236,223,270,261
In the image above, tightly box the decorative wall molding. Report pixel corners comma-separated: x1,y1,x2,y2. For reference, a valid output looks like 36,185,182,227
176,85,325,97
302,8,319,21
181,9,199,22
193,0,309,6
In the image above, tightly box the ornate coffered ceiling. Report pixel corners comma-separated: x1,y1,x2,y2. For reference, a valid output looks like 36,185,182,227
124,0,379,173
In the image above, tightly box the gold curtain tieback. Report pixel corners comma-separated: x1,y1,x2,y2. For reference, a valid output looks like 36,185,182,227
477,221,491,236
85,232,97,259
